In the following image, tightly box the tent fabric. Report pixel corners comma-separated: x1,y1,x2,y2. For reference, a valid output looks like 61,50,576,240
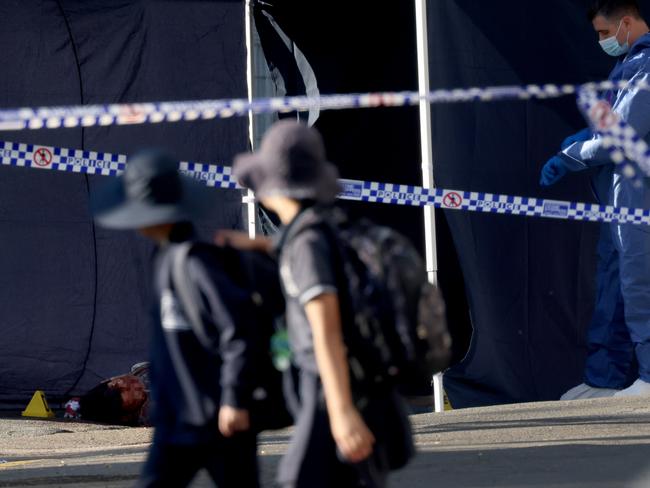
0,0,247,406
427,0,615,407
254,3,321,126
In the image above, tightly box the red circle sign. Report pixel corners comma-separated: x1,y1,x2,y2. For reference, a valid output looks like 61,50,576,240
33,148,53,167
443,192,463,208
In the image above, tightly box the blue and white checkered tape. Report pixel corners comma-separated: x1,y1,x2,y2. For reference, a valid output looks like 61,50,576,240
178,163,238,189
2,79,650,185
0,79,645,132
0,141,239,189
0,141,127,175
337,179,650,226
4,139,650,226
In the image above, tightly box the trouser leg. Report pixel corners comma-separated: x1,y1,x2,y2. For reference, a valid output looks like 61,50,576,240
616,224,650,383
612,175,650,383
205,430,259,488
585,226,637,389
136,436,202,488
277,372,372,488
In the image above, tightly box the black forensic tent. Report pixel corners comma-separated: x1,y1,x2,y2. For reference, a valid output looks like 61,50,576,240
426,0,617,407
0,0,639,409
0,1,248,407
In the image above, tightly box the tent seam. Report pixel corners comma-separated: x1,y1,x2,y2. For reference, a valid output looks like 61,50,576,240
54,0,100,398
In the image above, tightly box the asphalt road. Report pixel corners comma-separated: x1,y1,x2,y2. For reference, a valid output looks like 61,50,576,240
2,396,650,487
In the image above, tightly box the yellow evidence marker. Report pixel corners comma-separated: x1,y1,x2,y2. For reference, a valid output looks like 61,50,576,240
21,390,55,419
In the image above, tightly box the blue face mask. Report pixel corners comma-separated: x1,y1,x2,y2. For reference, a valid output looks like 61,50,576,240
599,20,631,57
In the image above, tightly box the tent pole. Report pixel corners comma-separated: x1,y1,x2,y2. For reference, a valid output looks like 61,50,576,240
415,0,444,413
244,0,257,239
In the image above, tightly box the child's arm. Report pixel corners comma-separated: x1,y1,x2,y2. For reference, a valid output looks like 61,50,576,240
305,292,375,463
214,229,273,254
185,252,253,437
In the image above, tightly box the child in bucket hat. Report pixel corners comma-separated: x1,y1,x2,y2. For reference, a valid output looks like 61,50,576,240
228,120,413,488
93,149,261,487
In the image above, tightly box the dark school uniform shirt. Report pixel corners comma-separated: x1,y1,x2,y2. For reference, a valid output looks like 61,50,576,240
149,225,255,443
275,207,338,375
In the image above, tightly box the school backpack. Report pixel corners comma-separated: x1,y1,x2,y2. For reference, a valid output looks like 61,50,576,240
170,242,293,432
321,209,452,392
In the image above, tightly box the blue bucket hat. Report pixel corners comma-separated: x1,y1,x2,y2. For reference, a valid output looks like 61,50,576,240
92,149,212,229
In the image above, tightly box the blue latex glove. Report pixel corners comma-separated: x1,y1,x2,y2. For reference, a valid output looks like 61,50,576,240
561,127,592,150
540,156,569,186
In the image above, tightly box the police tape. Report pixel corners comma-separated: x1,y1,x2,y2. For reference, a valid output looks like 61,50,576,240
0,141,239,189
3,140,650,227
3,79,650,185
0,79,646,132
337,179,650,226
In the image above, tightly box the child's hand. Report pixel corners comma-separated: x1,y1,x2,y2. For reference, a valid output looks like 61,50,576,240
329,405,375,463
218,405,250,437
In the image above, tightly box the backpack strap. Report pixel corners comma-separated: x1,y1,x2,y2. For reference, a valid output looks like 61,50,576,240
159,242,215,425
170,242,218,352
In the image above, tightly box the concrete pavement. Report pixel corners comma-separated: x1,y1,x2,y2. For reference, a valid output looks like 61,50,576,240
2,396,650,487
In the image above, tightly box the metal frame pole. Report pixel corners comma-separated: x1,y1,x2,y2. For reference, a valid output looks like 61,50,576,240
244,0,258,238
415,0,444,413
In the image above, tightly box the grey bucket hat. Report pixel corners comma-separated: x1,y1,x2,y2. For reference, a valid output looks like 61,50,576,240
92,149,212,229
233,120,341,203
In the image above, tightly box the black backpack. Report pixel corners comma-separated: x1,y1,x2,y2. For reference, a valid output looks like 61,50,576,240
320,210,452,392
170,242,293,432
